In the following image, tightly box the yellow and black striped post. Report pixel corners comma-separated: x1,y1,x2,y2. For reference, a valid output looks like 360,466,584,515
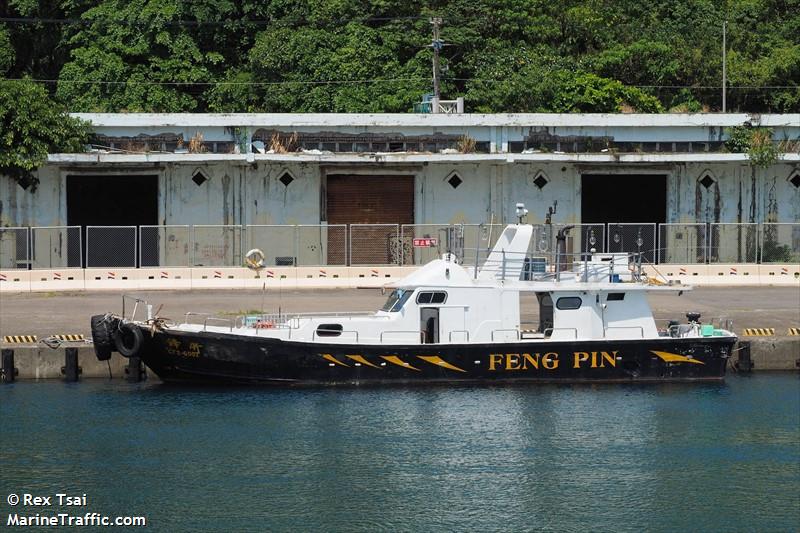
742,328,775,336
788,327,800,336
54,334,85,342
2,335,37,344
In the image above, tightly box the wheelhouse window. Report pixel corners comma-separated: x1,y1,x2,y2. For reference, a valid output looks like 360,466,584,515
316,324,343,337
416,291,447,304
556,296,582,310
381,289,413,312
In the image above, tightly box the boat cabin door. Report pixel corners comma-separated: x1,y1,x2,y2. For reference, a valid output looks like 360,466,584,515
420,308,440,344
536,292,553,336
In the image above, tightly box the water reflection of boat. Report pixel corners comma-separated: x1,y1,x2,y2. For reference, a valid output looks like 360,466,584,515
91,204,736,385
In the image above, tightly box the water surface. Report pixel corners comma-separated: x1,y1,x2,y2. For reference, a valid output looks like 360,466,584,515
1,375,798,531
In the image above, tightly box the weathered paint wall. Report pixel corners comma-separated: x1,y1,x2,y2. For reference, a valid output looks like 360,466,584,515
501,163,580,225
159,162,320,226
1,161,798,229
667,162,799,223
0,166,63,227
416,163,492,224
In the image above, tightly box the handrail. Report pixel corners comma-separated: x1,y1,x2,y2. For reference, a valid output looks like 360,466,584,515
491,329,521,341
184,311,214,325
543,327,578,339
121,294,148,321
448,330,470,342
203,316,234,332
604,326,645,338
380,330,425,343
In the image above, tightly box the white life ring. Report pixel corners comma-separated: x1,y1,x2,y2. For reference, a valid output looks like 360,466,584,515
245,248,265,270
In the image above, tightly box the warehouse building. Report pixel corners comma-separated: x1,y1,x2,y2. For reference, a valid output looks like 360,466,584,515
0,113,798,268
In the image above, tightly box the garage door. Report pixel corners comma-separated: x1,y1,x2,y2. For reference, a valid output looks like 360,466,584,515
326,175,414,265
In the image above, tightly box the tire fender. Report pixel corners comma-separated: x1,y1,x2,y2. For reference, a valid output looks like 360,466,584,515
90,314,114,361
113,322,144,358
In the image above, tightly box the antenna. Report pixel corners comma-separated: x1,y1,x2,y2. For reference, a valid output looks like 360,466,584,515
515,203,528,224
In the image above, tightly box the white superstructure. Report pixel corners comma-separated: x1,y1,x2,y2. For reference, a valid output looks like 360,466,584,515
165,214,733,346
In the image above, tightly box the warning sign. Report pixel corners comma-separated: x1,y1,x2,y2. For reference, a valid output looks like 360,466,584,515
412,238,438,247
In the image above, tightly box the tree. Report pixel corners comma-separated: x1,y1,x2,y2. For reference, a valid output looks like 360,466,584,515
0,79,89,191
0,0,798,113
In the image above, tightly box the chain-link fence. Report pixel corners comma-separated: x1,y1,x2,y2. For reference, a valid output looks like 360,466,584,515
5,222,799,269
31,226,82,269
461,223,505,268
298,224,348,266
246,225,297,266
760,223,800,264
86,226,137,267
658,223,707,264
349,224,400,266
708,223,759,263
192,225,242,267
139,225,191,267
400,224,469,265
0,227,30,269
607,223,658,263
556,223,606,255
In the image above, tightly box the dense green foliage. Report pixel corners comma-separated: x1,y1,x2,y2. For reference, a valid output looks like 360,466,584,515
1,0,798,113
0,79,89,190
725,125,780,167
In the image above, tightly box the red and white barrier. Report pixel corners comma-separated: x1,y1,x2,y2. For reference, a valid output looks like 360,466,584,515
29,269,84,291
0,270,31,292
84,269,142,290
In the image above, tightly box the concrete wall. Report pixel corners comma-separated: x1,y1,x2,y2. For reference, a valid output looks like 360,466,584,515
1,160,798,229
668,162,800,224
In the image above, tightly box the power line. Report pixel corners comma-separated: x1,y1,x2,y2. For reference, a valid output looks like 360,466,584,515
450,79,799,89
0,16,429,26
0,77,430,86
0,78,796,90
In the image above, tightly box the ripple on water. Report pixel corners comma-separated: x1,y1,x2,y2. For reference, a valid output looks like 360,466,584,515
0,375,798,532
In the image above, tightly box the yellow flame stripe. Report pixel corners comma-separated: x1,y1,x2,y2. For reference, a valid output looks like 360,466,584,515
321,354,349,367
345,355,382,368
651,350,705,365
417,355,467,373
381,355,420,371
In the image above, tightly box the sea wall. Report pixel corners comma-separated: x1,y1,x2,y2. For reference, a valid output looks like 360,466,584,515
1,339,797,381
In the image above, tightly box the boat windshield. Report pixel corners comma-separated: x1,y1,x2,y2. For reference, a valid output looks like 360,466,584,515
381,289,413,312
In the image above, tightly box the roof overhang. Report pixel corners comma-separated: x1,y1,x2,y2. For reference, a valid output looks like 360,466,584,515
71,112,800,128
47,152,800,166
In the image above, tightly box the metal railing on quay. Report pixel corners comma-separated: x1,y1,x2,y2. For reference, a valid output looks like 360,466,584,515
192,225,242,267
139,225,190,267
31,226,82,269
86,226,137,268
2,222,798,270
658,223,707,264
0,227,30,270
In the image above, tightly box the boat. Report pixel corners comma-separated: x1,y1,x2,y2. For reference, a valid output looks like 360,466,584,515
90,204,737,385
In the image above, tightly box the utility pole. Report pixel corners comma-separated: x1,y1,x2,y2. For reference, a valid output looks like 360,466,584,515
430,17,442,114
722,20,727,112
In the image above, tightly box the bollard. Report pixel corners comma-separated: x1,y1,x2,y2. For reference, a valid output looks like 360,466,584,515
736,341,754,373
61,347,82,382
125,356,146,383
1,348,17,383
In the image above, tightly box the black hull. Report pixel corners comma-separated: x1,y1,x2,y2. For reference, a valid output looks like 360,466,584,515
136,327,735,386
